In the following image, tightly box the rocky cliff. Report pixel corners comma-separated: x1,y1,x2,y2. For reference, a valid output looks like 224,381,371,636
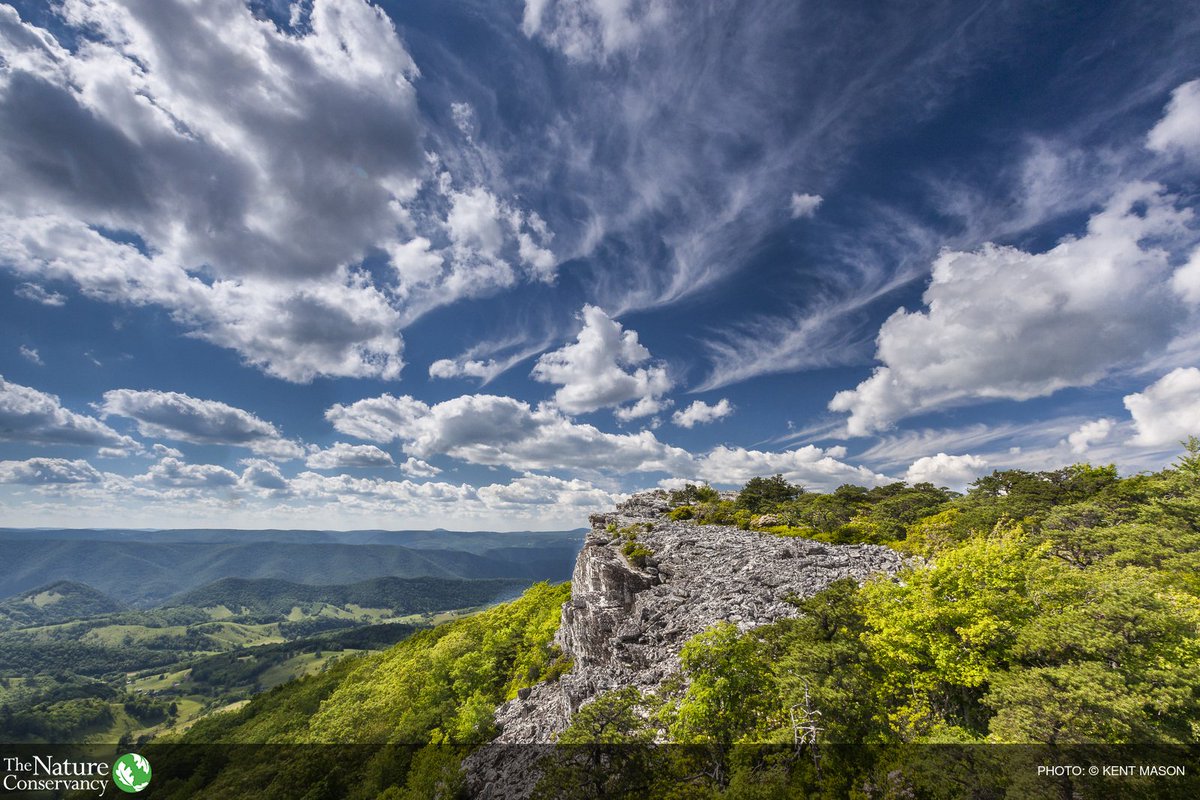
466,490,905,796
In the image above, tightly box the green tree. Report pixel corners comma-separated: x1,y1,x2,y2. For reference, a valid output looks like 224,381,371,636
735,475,803,514
533,688,660,799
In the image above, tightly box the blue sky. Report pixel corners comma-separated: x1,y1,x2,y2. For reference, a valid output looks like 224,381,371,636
1,0,1199,529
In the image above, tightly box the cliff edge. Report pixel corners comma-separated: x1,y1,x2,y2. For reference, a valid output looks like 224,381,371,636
467,490,904,797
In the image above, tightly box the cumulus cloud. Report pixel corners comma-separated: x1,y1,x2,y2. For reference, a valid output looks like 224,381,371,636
238,459,290,491
305,442,395,470
387,237,444,288
1147,80,1200,162
1065,418,1114,454
691,444,889,490
532,305,671,418
476,472,619,509
1124,367,1200,447
672,398,734,428
446,187,506,258
0,1,556,382
151,443,184,459
904,452,988,489
287,469,617,516
0,376,135,448
0,457,103,484
399,457,441,477
0,0,421,281
324,389,892,489
142,456,239,489
14,282,65,306
100,389,303,459
327,392,691,474
829,183,1197,435
790,192,823,219
0,214,407,383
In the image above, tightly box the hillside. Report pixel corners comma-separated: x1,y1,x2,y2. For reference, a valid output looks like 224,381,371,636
0,581,126,630
164,576,529,619
164,442,1200,798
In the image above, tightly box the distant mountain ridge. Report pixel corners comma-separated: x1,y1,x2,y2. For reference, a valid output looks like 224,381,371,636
0,530,585,606
0,527,587,552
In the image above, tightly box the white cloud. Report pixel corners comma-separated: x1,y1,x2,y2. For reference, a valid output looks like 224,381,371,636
18,345,41,365
476,472,619,509
324,389,894,490
672,398,734,428
691,445,889,491
531,305,672,418
386,237,444,290
904,452,988,490
1147,80,1200,162
151,444,184,459
446,187,506,257
305,442,395,469
0,210,407,385
142,456,239,489
1124,367,1200,447
0,0,422,282
1172,246,1200,304
0,376,135,448
399,457,441,477
326,392,691,474
100,389,303,459
0,456,618,530
829,183,1197,435
521,0,667,61
14,282,65,306
323,394,428,444
790,192,823,219
1065,418,1114,454
0,457,103,484
238,459,290,491
428,336,553,385
517,232,557,282
429,358,502,381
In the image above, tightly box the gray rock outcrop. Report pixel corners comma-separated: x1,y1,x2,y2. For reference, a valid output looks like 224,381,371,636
466,490,905,797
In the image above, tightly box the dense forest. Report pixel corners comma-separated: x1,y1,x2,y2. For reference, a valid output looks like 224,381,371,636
160,441,1200,798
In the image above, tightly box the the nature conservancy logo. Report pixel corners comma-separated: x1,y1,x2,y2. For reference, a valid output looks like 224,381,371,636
112,753,152,793
2,751,151,795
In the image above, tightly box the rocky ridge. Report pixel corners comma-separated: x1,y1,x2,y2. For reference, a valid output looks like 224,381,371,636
466,490,905,796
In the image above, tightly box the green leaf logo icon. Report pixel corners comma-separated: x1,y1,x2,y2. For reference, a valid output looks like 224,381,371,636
113,753,152,793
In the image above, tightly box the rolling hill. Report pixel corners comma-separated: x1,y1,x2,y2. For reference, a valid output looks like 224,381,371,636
0,581,127,630
0,534,583,606
163,575,529,619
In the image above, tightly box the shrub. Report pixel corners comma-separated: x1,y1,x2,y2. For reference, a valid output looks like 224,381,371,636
622,542,654,568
